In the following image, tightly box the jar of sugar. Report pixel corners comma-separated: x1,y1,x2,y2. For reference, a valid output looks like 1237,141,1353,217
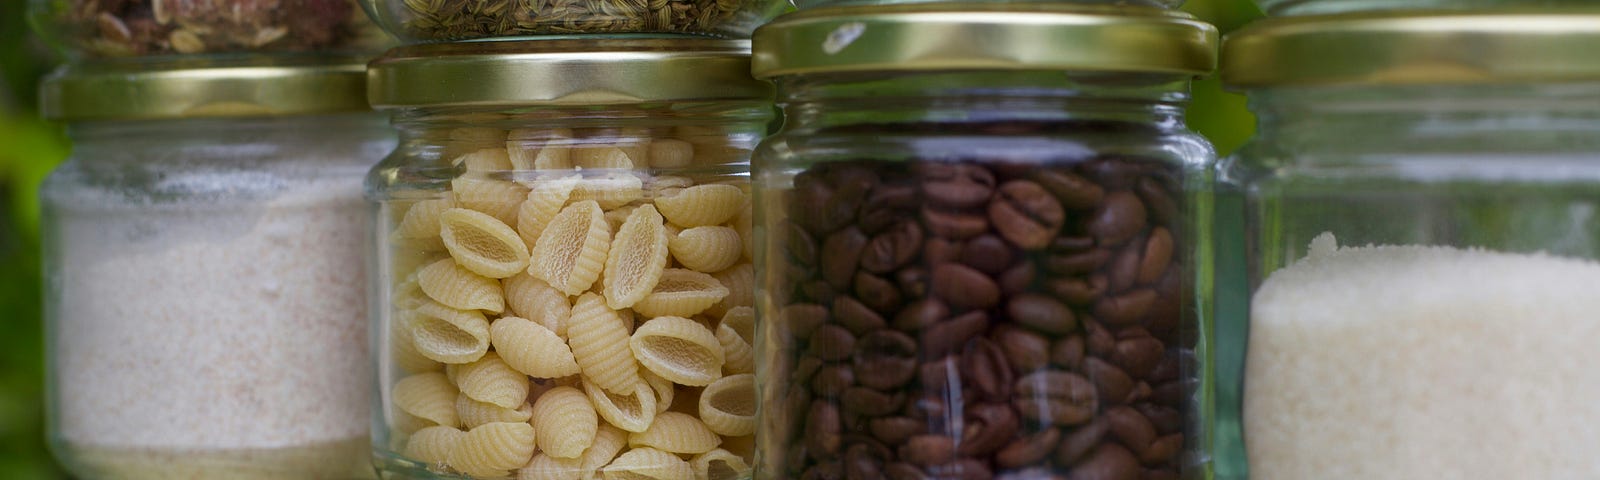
39,58,393,479
363,38,771,479
1222,12,1600,480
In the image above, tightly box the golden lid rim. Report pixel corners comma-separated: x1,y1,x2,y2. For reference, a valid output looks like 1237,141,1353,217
41,59,371,121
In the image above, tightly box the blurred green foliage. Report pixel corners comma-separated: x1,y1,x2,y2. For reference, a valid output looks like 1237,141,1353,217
0,1,1260,478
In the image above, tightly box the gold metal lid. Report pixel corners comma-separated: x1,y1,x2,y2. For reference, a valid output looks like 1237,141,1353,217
750,4,1218,79
1223,11,1600,87
367,39,772,109
41,58,370,121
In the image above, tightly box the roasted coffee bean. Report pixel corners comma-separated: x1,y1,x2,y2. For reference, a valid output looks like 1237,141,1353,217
855,330,919,390
895,298,948,332
1125,381,1153,405
1111,337,1164,379
805,462,846,480
1014,370,1097,426
812,325,858,362
1136,177,1177,228
1085,358,1135,406
1007,293,1078,336
836,297,889,335
927,459,994,480
824,228,870,287
1050,235,1096,253
870,416,927,446
803,279,839,304
1046,274,1108,307
1053,419,1108,465
897,267,932,298
886,462,930,480
845,448,888,480
864,221,925,274
919,357,962,392
996,428,1062,469
1150,381,1185,407
1085,321,1115,358
1143,470,1178,480
1137,228,1173,285
923,207,990,240
932,264,1001,311
1140,434,1184,465
1044,248,1111,275
921,311,989,358
794,355,825,385
786,303,830,340
1033,170,1105,210
856,272,905,314
860,184,919,234
995,467,1060,480
900,435,957,467
994,326,1051,373
1088,192,1147,246
1148,356,1180,384
959,403,1021,456
808,401,844,459
790,223,820,264
962,234,1016,275
1082,158,1146,191
1095,289,1158,327
794,175,838,235
1066,443,1140,480
989,180,1066,250
1134,403,1183,435
920,163,996,210
1107,242,1142,293
789,443,813,475
999,262,1037,296
843,387,904,417
813,364,857,398
961,338,1015,401
1105,406,1156,452
1050,335,1086,370
825,167,879,230
925,237,964,264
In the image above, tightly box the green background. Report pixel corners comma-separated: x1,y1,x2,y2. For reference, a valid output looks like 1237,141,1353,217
0,1,1261,477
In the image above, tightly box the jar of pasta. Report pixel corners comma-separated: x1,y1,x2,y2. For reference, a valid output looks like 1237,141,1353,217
40,58,392,479
750,5,1218,480
28,0,391,61
366,39,771,479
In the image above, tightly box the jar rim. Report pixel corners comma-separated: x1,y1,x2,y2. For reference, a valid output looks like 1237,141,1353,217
749,3,1218,79
40,57,372,121
1223,10,1600,88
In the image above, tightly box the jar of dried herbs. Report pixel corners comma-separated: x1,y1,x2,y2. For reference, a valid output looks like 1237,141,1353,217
357,0,790,42
792,0,1182,10
28,0,391,59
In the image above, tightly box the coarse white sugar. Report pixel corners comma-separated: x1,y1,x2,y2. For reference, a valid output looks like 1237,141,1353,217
1245,233,1600,479
50,177,371,474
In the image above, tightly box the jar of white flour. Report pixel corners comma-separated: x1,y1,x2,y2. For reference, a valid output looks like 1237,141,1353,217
38,59,393,479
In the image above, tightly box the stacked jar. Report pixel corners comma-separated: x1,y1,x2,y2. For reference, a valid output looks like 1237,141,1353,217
1252,0,1595,15
366,39,772,480
1222,12,1600,480
750,5,1218,480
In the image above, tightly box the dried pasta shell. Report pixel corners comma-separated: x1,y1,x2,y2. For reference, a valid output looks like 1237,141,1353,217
668,226,742,274
734,204,753,263
719,306,754,342
647,139,694,169
456,352,531,409
580,426,628,479
393,274,430,311
451,422,538,478
519,453,584,480
530,386,599,459
458,393,533,429
418,258,506,313
567,293,643,393
691,449,750,480
530,200,611,297
459,148,513,172
394,198,454,245
655,184,744,228
631,269,730,319
698,374,756,437
571,173,645,210
508,128,575,171
645,175,695,194
630,316,725,386
641,368,675,414
502,274,572,338
454,177,529,227
410,301,491,364
572,146,635,170
706,265,753,319
715,323,753,376
392,314,443,373
394,372,460,428
627,412,721,455
602,447,694,480
406,425,466,468
492,316,581,379
446,127,509,160
603,204,670,310
441,208,531,279
584,378,657,433
517,174,582,249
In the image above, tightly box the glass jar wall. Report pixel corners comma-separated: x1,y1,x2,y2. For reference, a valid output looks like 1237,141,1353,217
1223,13,1600,480
1254,0,1596,16
40,62,392,479
750,7,1218,479
356,0,791,44
28,0,390,60
365,39,772,480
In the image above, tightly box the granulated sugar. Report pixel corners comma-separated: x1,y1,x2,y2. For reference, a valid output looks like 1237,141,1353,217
1246,233,1600,479
50,177,371,475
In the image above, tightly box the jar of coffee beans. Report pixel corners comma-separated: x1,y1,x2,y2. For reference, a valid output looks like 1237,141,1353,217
365,38,771,479
750,5,1219,480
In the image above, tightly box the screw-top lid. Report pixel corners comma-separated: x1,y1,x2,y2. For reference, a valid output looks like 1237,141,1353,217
1223,11,1600,87
366,39,773,109
41,58,371,121
750,3,1218,79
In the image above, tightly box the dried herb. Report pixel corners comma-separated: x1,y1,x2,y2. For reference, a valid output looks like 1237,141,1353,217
400,0,747,39
49,0,380,57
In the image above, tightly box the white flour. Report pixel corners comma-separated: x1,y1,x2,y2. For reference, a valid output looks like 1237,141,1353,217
52,177,371,454
1246,233,1600,479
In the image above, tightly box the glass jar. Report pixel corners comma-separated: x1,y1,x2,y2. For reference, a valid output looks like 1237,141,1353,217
366,39,772,480
39,60,393,479
750,6,1218,480
1254,0,1595,15
356,0,790,44
27,0,390,60
1223,13,1600,480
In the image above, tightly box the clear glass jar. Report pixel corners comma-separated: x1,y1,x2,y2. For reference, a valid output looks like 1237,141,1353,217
27,0,390,60
1255,0,1594,15
750,7,1218,480
365,39,772,480
1223,14,1600,480
356,0,790,43
40,62,393,479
